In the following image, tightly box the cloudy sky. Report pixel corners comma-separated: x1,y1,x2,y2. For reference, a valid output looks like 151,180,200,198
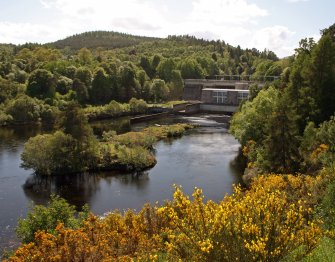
0,0,333,57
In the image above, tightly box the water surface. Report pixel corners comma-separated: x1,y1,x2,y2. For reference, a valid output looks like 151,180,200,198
0,114,243,254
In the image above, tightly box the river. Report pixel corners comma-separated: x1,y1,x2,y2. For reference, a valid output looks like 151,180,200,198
0,114,244,255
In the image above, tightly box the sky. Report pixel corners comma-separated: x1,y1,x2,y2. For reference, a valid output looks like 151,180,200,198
0,0,334,57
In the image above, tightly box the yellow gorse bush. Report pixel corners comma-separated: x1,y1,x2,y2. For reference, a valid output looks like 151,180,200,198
8,174,331,262
161,181,323,262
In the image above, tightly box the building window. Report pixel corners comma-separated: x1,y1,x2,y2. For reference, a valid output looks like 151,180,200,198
213,91,227,104
238,91,249,102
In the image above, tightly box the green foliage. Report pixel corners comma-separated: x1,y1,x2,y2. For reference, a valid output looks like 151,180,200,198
0,30,282,128
283,237,335,262
119,64,138,102
56,76,72,95
309,35,335,123
300,117,335,170
320,178,335,230
129,97,147,113
230,87,279,146
230,29,335,174
157,58,176,82
72,78,89,104
116,146,156,171
74,66,92,88
16,195,89,244
84,100,137,120
180,58,204,79
151,79,169,102
113,131,157,148
248,83,262,101
51,31,159,50
252,59,274,79
231,88,301,173
21,128,99,175
26,69,56,99
0,77,24,103
140,56,154,79
5,95,59,124
168,70,184,99
258,93,300,173
21,131,77,174
321,23,335,42
21,122,192,175
143,123,193,139
22,104,99,175
77,47,93,65
90,67,110,104
0,110,13,126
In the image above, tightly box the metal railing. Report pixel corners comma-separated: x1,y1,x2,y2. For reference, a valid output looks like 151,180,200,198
213,75,280,82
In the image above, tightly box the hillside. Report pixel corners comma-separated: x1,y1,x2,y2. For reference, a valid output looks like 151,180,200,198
50,31,160,50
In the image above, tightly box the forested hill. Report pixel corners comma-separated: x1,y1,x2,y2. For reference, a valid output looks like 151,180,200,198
0,28,287,128
48,31,279,62
51,31,160,49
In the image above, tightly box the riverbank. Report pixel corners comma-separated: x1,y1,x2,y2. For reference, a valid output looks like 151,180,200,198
21,123,195,175
0,114,242,256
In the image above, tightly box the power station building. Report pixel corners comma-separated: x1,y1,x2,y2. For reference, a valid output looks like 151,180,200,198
183,79,252,113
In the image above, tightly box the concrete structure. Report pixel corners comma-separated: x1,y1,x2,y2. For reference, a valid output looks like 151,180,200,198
183,79,252,113
182,76,278,113
183,79,251,101
173,101,203,115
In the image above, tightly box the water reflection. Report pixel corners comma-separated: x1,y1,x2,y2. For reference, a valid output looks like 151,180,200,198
22,171,151,210
229,149,247,180
20,115,244,213
0,114,244,253
23,173,101,209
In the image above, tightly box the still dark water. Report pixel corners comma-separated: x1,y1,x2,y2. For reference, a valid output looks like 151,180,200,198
0,114,243,254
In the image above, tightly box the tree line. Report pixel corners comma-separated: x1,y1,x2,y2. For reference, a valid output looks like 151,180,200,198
0,31,282,126
230,23,335,175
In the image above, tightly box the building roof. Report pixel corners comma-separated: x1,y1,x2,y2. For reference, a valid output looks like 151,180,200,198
202,88,249,92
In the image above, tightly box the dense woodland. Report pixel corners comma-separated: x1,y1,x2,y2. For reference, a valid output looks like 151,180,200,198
0,31,281,127
4,24,335,261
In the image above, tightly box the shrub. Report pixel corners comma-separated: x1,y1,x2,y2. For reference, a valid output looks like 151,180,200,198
320,179,335,230
144,123,193,139
4,95,59,124
21,131,77,175
129,97,147,114
0,110,13,126
114,131,157,148
5,95,42,123
116,146,156,171
21,130,99,175
16,195,89,244
162,184,322,261
8,174,327,261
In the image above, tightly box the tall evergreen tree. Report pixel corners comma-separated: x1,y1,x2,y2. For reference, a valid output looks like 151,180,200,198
309,35,335,123
259,93,301,173
286,43,317,134
90,67,111,104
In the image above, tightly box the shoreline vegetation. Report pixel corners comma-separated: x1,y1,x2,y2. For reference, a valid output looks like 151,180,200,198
0,97,185,127
6,170,335,261
3,24,335,261
20,104,195,175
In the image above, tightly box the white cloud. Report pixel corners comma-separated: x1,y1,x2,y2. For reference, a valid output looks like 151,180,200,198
249,26,296,57
163,0,268,47
39,0,167,36
0,22,64,44
190,0,268,25
38,0,268,39
0,0,299,57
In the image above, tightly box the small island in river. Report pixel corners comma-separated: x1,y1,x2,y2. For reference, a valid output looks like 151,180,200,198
21,103,195,175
